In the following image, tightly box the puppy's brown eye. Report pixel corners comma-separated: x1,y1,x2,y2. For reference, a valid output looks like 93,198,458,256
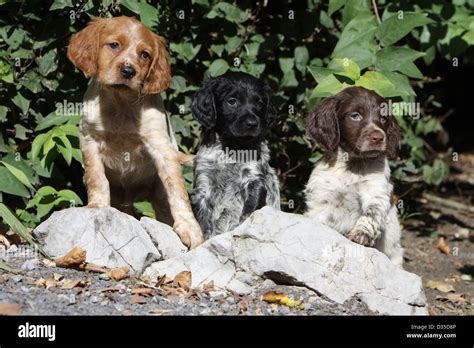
140,51,150,60
109,42,120,50
227,97,238,107
349,112,362,121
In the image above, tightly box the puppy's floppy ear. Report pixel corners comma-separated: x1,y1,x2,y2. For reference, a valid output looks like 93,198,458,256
385,114,402,159
190,80,217,129
67,18,105,78
142,34,171,94
263,84,277,126
307,96,341,153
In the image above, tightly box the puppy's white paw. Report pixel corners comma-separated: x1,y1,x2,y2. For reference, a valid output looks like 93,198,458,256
173,219,204,250
346,228,376,247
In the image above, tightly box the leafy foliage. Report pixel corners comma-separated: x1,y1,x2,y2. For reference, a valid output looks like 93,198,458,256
0,0,471,230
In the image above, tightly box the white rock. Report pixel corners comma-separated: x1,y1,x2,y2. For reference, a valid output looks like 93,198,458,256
140,217,187,259
144,207,427,315
33,207,161,272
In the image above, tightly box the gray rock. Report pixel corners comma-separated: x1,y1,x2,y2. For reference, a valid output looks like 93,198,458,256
21,258,39,271
144,207,428,315
33,207,163,272
140,217,187,259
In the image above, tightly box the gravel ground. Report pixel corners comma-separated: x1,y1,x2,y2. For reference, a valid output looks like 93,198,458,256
0,255,372,316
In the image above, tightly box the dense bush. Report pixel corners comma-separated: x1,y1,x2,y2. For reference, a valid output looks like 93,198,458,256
0,0,472,229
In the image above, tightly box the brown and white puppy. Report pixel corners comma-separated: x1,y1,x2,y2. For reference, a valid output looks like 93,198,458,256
67,16,203,249
304,87,404,266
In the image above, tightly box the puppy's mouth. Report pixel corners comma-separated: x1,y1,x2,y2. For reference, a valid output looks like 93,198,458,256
108,83,133,90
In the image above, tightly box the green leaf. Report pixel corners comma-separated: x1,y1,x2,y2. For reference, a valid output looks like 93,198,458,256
31,133,48,160
335,58,360,80
294,46,309,73
12,92,30,115
310,74,348,98
57,189,83,206
49,0,73,10
375,46,425,79
35,112,80,131
170,42,201,63
0,105,8,122
1,161,34,190
341,0,371,25
376,12,435,46
382,71,417,98
280,70,298,88
139,0,159,27
279,58,294,74
0,167,29,197
355,71,395,97
332,14,378,69
0,260,20,273
208,59,229,77
36,49,58,76
328,0,346,16
308,66,349,83
207,2,251,23
56,135,73,165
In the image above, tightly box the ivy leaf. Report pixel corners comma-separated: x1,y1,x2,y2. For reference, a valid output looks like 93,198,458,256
294,46,309,73
328,0,346,16
310,74,348,98
36,49,58,76
376,12,435,46
208,59,229,77
375,46,425,79
170,43,201,63
335,58,360,80
12,92,30,115
355,71,394,97
332,14,378,69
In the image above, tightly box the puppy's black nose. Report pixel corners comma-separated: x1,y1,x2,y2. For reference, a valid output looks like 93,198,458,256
244,118,259,129
121,66,136,79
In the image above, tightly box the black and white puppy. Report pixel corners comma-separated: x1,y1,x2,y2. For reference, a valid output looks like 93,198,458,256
305,87,404,266
190,72,280,238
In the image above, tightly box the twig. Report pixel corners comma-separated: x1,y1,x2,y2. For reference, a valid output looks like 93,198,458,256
422,192,474,213
372,0,381,25
78,263,110,273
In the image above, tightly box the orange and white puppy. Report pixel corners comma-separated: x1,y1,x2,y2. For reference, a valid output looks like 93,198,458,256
67,16,203,249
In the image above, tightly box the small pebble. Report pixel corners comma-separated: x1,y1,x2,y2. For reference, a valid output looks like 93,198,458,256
21,258,39,271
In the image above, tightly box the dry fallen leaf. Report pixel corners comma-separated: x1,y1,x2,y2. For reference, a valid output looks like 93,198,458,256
173,271,192,291
128,294,147,305
106,266,130,281
61,279,87,289
428,307,437,316
42,259,56,268
155,274,172,288
203,281,215,293
0,303,22,315
54,247,86,268
131,287,154,296
436,293,469,304
262,290,304,309
53,273,64,281
0,235,11,249
426,280,455,293
437,237,450,255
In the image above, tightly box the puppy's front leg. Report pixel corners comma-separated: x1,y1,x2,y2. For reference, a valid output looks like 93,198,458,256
81,135,110,207
347,201,389,247
239,180,267,223
143,136,204,249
